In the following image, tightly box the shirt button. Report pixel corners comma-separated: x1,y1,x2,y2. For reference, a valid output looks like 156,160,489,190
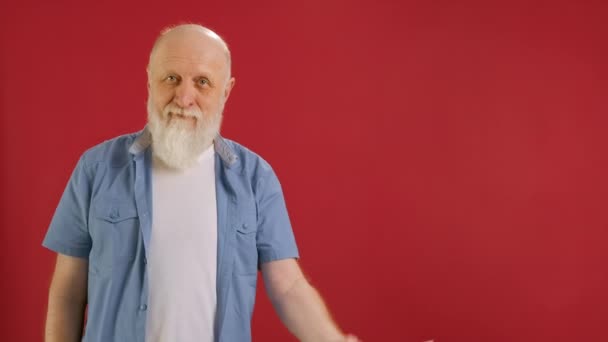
109,209,119,219
139,304,147,311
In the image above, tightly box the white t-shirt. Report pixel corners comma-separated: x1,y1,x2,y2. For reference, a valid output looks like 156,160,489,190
146,145,218,342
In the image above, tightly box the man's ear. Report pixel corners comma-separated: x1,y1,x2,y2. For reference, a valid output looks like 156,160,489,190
224,77,236,101
146,67,151,90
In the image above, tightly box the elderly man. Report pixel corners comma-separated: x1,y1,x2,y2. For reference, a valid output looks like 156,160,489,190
43,24,358,342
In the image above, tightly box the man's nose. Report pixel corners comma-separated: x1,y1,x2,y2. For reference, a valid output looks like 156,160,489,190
174,82,196,108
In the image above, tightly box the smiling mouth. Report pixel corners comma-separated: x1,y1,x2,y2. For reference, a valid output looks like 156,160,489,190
168,112,197,121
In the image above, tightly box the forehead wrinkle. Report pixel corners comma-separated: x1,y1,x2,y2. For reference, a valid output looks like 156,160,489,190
153,56,226,80
160,54,224,65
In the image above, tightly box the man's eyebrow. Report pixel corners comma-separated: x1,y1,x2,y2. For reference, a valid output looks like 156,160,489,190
194,73,213,79
155,69,178,77
154,66,218,83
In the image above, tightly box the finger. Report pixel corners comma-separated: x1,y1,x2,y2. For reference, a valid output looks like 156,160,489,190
344,334,360,342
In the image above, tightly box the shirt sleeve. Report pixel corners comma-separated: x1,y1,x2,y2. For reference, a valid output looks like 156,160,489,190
255,165,299,265
42,155,92,258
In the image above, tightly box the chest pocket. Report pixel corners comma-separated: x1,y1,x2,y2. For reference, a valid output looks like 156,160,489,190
90,199,140,273
234,212,258,275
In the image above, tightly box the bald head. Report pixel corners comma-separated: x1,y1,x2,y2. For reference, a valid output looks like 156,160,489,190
148,24,232,80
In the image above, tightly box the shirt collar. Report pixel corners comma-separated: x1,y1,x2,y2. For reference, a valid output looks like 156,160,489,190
128,126,238,167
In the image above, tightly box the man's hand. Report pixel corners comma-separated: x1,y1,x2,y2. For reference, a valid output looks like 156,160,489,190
261,259,359,342
330,334,360,342
342,334,361,342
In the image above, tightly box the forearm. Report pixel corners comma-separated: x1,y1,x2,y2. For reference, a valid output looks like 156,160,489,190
45,294,86,342
271,277,344,342
45,254,88,342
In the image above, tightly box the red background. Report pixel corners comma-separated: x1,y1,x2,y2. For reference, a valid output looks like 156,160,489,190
1,1,607,341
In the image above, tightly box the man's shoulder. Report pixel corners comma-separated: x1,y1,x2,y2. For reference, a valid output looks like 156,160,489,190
220,137,275,175
80,131,140,167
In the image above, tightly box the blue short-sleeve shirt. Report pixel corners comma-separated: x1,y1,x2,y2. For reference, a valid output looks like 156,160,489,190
42,128,299,342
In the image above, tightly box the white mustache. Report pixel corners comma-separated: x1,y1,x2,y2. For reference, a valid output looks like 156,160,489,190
163,103,203,119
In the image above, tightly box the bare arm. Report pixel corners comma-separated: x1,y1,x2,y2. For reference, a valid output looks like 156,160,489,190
261,259,358,342
45,253,88,342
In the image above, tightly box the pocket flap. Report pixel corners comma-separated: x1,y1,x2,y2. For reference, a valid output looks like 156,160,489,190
95,201,138,223
236,221,257,235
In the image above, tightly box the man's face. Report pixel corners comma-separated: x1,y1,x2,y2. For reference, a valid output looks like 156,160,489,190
146,28,235,169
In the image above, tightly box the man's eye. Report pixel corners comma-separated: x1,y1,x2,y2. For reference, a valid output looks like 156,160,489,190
198,78,209,86
166,75,178,82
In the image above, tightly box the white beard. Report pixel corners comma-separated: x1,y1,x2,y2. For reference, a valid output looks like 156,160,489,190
147,97,223,170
